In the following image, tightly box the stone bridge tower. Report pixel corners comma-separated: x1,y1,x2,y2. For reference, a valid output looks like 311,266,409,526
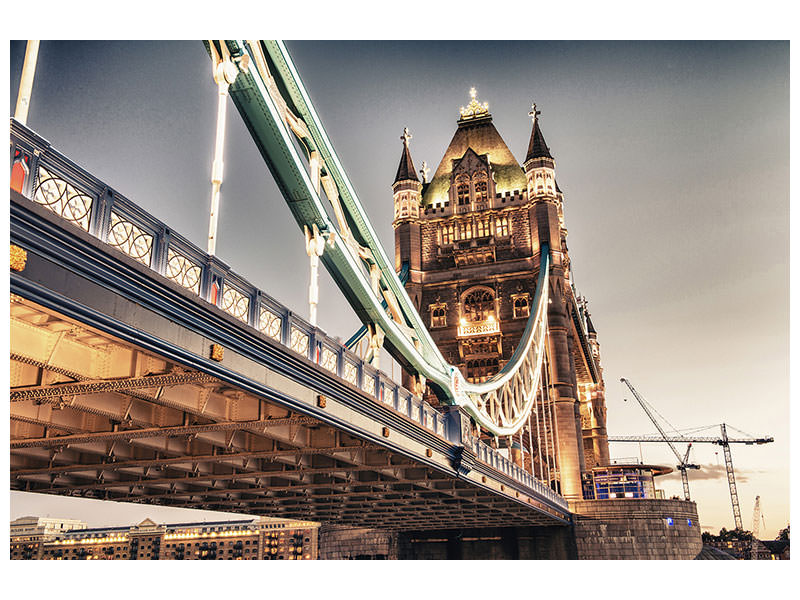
392,91,609,499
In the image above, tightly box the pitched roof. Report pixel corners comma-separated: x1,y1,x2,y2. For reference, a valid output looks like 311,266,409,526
694,545,737,560
525,117,552,161
422,115,526,205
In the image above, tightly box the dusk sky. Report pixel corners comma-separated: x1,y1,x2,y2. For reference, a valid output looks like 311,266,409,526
8,39,790,539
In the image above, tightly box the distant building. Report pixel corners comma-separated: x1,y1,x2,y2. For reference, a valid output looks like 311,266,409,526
583,463,673,500
9,516,88,560
701,536,786,560
10,516,319,560
762,539,790,560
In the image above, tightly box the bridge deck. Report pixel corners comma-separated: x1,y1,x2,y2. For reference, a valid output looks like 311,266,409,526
10,122,570,529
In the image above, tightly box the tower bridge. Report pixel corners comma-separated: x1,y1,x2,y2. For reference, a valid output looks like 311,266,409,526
9,40,703,559
10,120,568,531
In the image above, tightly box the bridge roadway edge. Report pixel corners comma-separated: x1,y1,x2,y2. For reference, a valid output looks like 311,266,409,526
10,191,571,525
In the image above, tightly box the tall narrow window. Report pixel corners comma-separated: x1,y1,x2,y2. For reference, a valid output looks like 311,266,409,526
456,176,470,206
496,216,509,237
474,173,488,204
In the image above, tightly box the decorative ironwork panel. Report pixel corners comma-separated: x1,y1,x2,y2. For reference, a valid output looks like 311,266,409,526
221,285,250,322
320,347,337,374
362,375,375,396
165,249,201,295
33,166,93,231
343,362,358,386
108,212,153,266
259,307,282,341
290,326,309,356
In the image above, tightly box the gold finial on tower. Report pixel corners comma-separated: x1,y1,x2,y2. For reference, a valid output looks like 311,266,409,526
401,127,412,146
460,87,489,120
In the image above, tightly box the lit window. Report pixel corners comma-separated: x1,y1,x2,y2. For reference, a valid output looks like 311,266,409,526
463,288,495,322
496,216,509,237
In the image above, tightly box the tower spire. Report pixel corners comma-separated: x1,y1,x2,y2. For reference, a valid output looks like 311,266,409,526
525,102,552,161
394,127,419,183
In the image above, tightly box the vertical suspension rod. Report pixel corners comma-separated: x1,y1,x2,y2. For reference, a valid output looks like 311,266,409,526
545,329,562,491
542,337,553,486
206,42,239,256
14,40,40,125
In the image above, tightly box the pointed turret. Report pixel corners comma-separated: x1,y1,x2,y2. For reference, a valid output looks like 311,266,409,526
586,312,597,336
526,112,553,161
393,128,422,224
524,103,557,199
394,128,419,184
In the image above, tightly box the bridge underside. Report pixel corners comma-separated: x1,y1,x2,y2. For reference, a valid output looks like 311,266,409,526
10,298,563,530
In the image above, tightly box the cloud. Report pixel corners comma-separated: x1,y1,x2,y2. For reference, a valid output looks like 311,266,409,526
658,463,767,483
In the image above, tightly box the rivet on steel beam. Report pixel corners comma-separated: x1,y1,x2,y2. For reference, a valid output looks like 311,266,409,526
10,244,27,272
426,448,432,457
382,427,390,438
317,395,327,408
210,344,224,362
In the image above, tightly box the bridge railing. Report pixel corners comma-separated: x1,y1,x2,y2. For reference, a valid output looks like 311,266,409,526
10,120,567,510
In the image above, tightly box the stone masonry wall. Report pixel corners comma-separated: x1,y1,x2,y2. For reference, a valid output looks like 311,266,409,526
571,498,702,559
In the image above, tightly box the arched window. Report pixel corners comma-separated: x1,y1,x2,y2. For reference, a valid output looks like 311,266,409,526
430,305,446,328
513,294,530,319
441,223,451,245
496,216,509,237
466,357,500,383
456,176,470,206
463,288,495,322
474,172,488,204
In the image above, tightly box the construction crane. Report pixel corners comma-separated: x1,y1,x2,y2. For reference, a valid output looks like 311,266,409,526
619,378,699,500
750,495,767,559
611,380,773,530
